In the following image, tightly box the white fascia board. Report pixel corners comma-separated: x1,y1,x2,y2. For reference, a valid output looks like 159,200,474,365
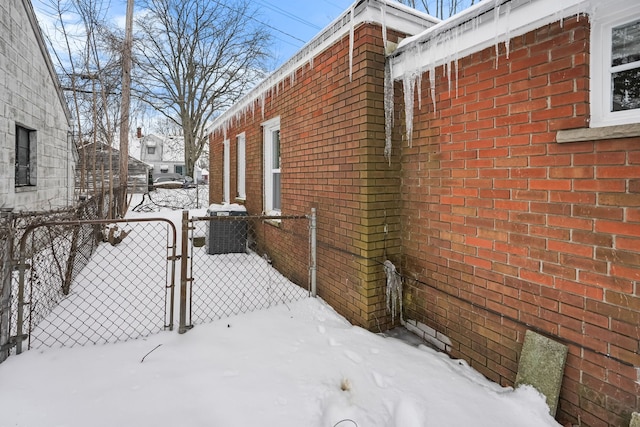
390,0,591,80
206,0,437,136
364,0,441,32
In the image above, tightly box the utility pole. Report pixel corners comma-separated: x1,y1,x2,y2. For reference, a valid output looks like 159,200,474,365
118,0,134,217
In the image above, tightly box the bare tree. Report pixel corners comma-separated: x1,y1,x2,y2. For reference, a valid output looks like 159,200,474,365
134,0,271,178
397,0,476,19
39,0,133,212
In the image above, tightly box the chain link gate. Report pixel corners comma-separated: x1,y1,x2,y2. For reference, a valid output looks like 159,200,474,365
179,209,317,332
1,208,317,358
12,218,177,353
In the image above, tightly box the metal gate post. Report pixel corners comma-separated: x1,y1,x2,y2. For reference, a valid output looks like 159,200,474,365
15,229,27,355
0,210,13,362
178,210,189,333
310,208,317,297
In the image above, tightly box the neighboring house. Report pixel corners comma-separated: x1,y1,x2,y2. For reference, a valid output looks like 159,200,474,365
137,129,208,184
76,142,151,194
0,0,75,212
138,132,186,178
208,0,639,426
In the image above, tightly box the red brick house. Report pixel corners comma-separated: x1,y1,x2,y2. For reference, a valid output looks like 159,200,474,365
208,0,640,425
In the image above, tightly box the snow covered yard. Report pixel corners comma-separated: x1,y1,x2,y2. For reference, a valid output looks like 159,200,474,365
0,301,561,427
0,205,562,426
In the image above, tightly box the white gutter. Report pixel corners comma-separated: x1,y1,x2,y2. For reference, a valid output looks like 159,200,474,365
390,0,592,80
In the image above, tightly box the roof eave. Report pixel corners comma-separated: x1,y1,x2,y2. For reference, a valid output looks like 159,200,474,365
206,0,439,135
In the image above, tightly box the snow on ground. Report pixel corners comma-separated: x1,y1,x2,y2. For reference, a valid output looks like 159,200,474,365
0,204,562,427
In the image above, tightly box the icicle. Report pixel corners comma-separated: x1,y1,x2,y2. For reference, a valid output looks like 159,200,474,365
416,73,422,111
494,0,501,67
250,98,256,121
428,64,436,113
554,9,564,28
269,86,275,108
445,61,451,94
403,73,415,147
454,58,459,98
504,1,511,59
349,6,355,82
383,60,394,164
383,260,402,321
260,91,266,119
380,2,388,53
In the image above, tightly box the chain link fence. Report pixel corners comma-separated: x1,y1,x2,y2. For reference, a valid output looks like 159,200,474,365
182,210,316,329
0,187,151,359
1,189,316,362
131,186,208,213
12,218,177,352
1,189,124,361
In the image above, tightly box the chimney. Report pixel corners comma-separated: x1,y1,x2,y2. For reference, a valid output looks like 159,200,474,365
136,127,142,138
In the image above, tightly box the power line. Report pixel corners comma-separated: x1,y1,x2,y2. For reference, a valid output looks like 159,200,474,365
208,0,308,44
256,0,322,31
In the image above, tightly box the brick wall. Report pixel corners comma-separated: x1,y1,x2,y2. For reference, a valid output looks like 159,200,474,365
210,22,402,330
398,15,639,426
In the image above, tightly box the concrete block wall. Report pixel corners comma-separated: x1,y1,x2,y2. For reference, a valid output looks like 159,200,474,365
397,15,639,426
0,0,73,212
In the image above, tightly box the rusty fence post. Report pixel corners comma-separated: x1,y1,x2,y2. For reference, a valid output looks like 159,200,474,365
310,208,317,298
179,210,190,333
0,209,14,362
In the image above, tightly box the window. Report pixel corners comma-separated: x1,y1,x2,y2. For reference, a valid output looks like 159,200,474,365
15,125,36,187
174,165,184,175
611,20,640,112
591,1,640,127
262,117,281,214
236,133,246,200
147,146,155,155
223,139,230,203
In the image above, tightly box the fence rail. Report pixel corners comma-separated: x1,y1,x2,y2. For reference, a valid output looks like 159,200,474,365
14,217,177,353
180,210,316,332
1,204,317,363
0,188,124,362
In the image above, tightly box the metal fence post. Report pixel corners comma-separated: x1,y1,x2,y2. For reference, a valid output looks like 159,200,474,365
179,210,189,333
310,208,317,297
0,210,14,362
15,225,27,355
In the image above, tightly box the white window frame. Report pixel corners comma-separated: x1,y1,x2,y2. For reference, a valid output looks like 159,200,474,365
590,0,640,128
262,117,281,215
236,133,246,200
223,139,230,203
